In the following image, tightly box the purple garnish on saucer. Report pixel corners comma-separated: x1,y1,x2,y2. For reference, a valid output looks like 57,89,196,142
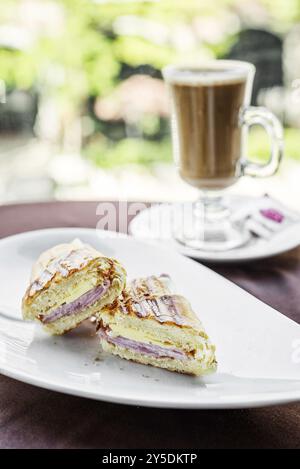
260,208,284,223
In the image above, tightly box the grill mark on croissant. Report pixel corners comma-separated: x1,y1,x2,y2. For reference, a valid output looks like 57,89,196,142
127,295,187,325
26,248,117,298
28,248,98,297
131,275,171,299
104,275,195,327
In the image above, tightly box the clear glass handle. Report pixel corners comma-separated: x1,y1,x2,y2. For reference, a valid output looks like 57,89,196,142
240,106,284,177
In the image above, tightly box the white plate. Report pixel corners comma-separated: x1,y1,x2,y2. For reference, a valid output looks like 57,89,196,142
0,227,300,409
129,199,300,262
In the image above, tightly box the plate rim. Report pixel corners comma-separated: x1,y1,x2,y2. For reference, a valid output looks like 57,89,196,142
0,226,299,409
1,362,300,409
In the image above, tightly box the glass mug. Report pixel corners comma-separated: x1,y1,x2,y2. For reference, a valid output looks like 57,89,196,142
163,60,284,251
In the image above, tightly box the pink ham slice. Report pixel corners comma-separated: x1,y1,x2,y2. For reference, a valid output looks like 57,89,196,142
98,328,188,360
41,280,110,324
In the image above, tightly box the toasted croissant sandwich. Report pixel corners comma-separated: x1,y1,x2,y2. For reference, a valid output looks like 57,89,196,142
22,239,126,335
96,274,217,376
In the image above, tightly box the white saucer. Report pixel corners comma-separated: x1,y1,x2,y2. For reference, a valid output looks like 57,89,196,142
129,196,300,263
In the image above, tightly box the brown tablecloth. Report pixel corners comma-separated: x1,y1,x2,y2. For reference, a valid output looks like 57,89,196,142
0,201,299,449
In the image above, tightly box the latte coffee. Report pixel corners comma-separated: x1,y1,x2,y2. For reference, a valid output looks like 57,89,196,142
162,61,283,251
164,66,250,189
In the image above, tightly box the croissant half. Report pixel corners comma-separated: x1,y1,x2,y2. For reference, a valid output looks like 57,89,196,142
22,239,126,335
96,274,217,376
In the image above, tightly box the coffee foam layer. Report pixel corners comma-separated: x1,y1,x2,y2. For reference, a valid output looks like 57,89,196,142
163,65,251,86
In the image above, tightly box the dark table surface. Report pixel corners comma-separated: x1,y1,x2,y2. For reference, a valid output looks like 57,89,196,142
0,201,299,449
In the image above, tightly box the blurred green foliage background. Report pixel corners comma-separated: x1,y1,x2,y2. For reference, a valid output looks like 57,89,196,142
0,0,300,168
